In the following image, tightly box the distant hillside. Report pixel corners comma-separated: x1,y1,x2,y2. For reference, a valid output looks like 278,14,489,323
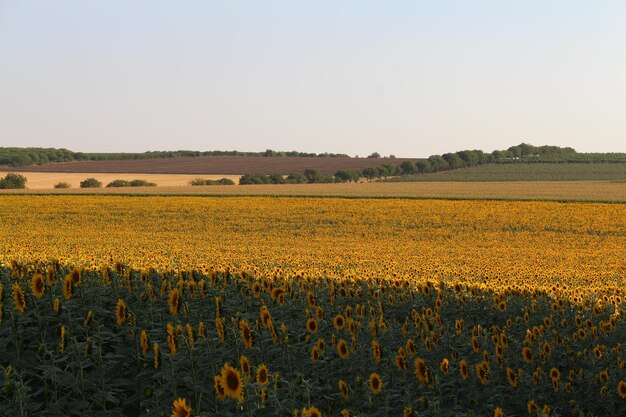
0,147,354,168
8,155,420,175
390,162,626,182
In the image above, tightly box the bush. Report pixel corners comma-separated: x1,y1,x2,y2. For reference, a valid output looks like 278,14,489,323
106,179,131,188
129,179,156,187
54,182,71,189
190,178,235,186
0,173,27,189
80,178,102,188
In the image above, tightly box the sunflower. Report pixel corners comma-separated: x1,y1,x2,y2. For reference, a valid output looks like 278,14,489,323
414,358,429,384
60,325,66,353
220,363,244,402
339,379,349,400
371,340,381,364
170,397,191,417
153,342,160,369
494,407,504,417
316,338,325,351
475,361,489,384
70,268,81,286
214,375,226,400
403,406,413,417
256,364,269,385
337,339,350,359
197,321,205,337
527,400,539,413
618,380,626,398
395,351,407,370
406,338,416,355
239,320,253,349
306,318,318,334
459,359,470,380
333,314,345,330
239,355,251,380
522,347,533,364
260,306,272,328
140,330,150,355
116,299,127,325
311,346,320,362
63,274,73,300
168,288,180,315
542,405,551,416
439,358,449,374
341,409,349,417
549,367,560,382
506,367,517,388
303,406,322,417
30,273,45,298
216,317,225,343
369,373,382,394
12,283,26,314
598,370,608,384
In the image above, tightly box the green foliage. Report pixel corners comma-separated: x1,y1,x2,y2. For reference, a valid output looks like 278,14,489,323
334,170,360,183
190,178,235,186
0,147,351,168
53,182,71,189
0,173,27,189
106,179,157,188
80,178,102,188
390,162,626,182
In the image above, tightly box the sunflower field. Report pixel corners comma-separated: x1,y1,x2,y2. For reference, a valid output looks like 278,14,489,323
1,196,625,417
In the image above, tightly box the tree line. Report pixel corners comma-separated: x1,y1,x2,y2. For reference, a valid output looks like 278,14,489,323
0,147,351,167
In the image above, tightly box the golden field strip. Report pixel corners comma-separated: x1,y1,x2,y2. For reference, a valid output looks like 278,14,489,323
1,195,626,416
2,180,626,202
0,171,242,188
1,195,626,293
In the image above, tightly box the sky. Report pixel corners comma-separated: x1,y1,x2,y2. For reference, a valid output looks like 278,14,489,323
1,1,625,157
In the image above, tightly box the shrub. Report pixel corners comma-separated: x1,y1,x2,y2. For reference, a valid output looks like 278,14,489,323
191,178,235,186
80,178,102,188
54,182,71,189
106,179,131,188
0,173,27,189
129,179,156,187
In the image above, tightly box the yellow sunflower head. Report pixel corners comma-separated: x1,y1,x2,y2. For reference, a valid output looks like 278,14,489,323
30,273,45,298
220,363,244,402
369,373,382,394
170,397,191,417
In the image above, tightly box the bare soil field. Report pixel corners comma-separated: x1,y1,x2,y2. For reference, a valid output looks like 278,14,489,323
3,180,626,202
0,172,241,189
6,156,419,175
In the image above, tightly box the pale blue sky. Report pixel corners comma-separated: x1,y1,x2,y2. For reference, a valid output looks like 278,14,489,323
1,1,625,156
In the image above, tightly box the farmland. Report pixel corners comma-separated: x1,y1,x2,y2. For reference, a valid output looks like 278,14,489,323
7,155,419,176
1,196,626,416
3,179,626,203
392,163,626,182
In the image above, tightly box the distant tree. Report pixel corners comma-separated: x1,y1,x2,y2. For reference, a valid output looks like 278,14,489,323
80,178,102,188
106,179,131,188
54,182,71,189
335,170,360,183
367,152,381,158
129,179,157,187
268,174,286,184
442,153,465,169
415,160,431,173
427,155,448,171
399,161,417,175
286,173,306,184
361,167,377,181
0,173,27,189
303,169,322,184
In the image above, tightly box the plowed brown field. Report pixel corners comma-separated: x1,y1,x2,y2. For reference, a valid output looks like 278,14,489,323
8,156,419,175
